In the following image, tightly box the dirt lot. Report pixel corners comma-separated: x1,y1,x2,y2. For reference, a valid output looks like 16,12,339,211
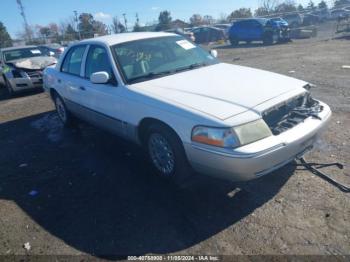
0,26,349,259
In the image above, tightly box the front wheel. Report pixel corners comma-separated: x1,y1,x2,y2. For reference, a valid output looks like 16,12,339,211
144,123,193,185
5,78,14,97
229,37,239,46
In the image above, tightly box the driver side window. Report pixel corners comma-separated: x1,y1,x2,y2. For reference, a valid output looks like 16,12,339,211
85,45,114,81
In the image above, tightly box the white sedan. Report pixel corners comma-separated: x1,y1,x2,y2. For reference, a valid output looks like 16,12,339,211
43,32,331,184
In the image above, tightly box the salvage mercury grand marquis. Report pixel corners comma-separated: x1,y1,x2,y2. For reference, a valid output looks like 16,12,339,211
43,32,331,183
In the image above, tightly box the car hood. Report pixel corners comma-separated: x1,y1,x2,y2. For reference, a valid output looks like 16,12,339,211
7,56,57,70
131,63,307,120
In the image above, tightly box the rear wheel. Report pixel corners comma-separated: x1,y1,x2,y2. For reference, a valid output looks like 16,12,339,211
143,123,193,185
263,32,274,45
230,37,239,46
54,93,75,127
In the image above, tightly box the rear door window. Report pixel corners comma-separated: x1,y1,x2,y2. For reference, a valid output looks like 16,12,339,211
61,45,87,76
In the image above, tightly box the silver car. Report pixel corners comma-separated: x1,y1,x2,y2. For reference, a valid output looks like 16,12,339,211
0,46,57,96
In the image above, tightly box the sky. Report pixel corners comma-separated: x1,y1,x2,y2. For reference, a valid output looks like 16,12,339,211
0,0,325,38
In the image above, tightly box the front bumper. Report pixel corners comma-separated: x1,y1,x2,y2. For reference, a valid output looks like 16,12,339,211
8,76,43,92
279,28,291,40
184,101,332,182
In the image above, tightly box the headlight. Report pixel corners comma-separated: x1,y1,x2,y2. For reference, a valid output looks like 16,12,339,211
233,119,272,146
192,119,272,148
12,69,23,78
192,126,240,148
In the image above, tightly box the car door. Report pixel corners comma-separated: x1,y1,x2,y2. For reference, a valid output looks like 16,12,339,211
236,21,249,40
0,51,5,85
78,44,126,137
192,28,203,43
201,27,211,43
249,20,263,40
58,45,88,114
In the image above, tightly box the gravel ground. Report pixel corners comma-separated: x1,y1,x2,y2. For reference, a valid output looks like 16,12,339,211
0,25,349,259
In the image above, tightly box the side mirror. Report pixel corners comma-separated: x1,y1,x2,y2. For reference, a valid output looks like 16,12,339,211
91,71,110,84
49,51,55,57
210,49,218,58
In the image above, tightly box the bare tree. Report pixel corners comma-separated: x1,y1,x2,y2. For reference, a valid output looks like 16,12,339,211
190,14,204,26
260,0,279,14
228,8,253,21
203,15,215,25
217,13,228,23
111,16,126,33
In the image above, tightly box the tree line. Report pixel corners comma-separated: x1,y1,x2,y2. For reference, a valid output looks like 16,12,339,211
0,0,349,48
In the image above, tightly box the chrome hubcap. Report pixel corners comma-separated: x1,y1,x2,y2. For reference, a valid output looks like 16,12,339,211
55,97,67,123
148,133,175,175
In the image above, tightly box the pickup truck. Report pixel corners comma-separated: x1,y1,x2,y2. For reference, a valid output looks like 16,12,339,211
43,32,331,184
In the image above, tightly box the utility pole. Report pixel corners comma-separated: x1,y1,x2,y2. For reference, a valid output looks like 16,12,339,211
16,0,32,41
136,13,140,25
123,13,128,32
74,10,81,40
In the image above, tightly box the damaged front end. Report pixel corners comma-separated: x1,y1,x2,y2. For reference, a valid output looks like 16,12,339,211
263,91,324,135
4,56,57,92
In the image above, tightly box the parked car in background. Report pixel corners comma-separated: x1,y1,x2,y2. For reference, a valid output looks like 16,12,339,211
331,9,349,20
270,17,289,27
303,13,320,26
311,9,331,21
38,43,65,58
228,18,286,46
214,23,231,37
43,32,331,184
164,28,195,42
282,13,303,28
191,26,226,44
0,46,57,96
269,18,291,40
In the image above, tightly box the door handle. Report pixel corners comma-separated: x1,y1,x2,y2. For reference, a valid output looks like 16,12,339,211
79,86,86,91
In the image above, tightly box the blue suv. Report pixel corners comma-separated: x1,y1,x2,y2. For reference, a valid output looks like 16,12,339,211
228,18,289,46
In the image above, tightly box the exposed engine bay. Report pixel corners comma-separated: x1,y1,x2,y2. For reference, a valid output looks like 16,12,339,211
263,92,324,135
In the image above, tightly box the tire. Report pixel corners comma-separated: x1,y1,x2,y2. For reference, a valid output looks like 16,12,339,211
263,33,274,45
229,37,239,46
143,123,193,185
53,92,75,127
4,78,14,97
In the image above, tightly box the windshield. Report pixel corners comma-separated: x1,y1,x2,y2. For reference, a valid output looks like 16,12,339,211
4,48,43,62
112,36,219,84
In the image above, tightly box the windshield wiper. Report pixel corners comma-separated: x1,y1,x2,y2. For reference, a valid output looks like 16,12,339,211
129,70,173,83
175,62,208,73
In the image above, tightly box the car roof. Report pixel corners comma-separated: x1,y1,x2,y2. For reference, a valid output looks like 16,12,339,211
236,18,268,23
79,32,177,46
1,45,38,52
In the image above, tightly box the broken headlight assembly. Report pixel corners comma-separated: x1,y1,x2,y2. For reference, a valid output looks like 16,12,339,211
12,69,24,78
191,119,272,148
263,91,324,136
